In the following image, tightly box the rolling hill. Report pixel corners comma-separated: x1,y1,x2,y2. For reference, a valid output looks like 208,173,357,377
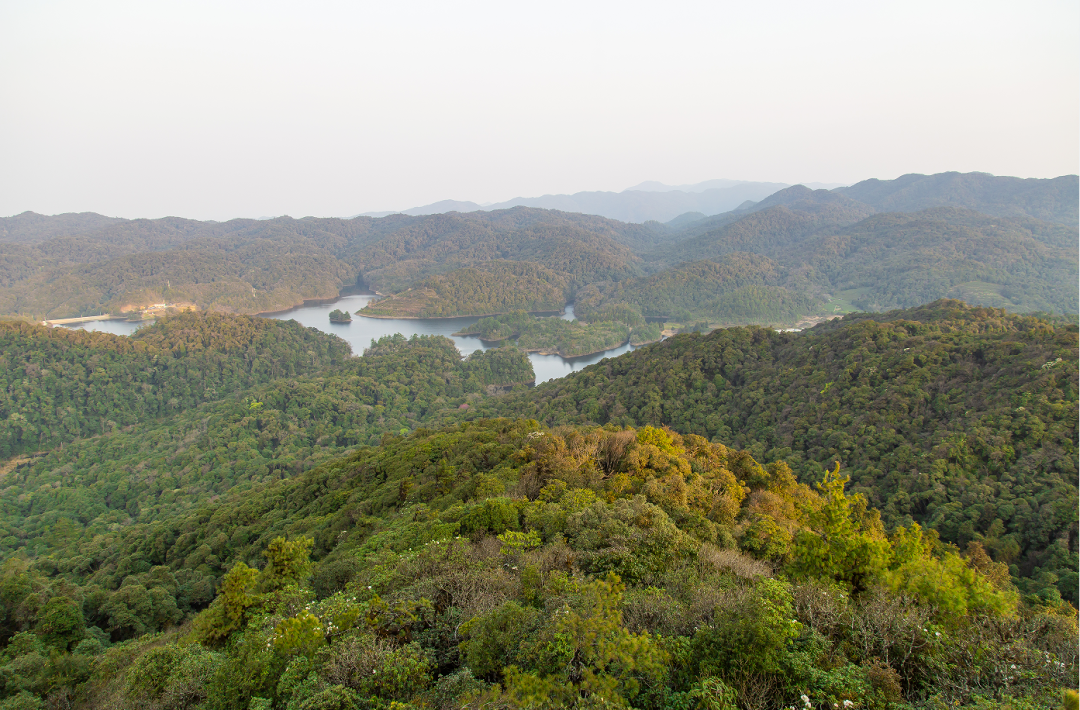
837,172,1079,225
1,172,1076,324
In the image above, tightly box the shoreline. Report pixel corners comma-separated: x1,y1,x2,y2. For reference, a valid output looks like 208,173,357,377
254,287,376,317
521,343,627,359
357,307,565,321
456,333,633,360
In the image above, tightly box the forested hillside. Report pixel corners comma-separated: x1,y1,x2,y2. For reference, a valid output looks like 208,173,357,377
0,208,652,320
646,200,869,266
0,211,125,244
454,310,655,357
0,302,1074,708
357,262,570,318
575,255,820,327
481,301,1079,604
836,172,1079,225
2,173,1077,324
0,244,356,318
0,333,532,564
643,199,1077,317
796,208,1078,313
0,312,352,457
0,421,1072,709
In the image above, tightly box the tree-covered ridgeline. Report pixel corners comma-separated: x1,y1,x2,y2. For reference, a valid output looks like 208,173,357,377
0,240,358,319
0,209,648,320
357,262,571,319
575,254,820,327
480,301,1079,603
834,171,1079,225
4,173,1077,325
0,312,352,458
0,421,1072,709
454,311,660,357
649,198,1078,317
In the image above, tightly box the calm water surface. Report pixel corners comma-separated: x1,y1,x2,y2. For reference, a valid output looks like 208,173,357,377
64,296,635,384
62,320,149,336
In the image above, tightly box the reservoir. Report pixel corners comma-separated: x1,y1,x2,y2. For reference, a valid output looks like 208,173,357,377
60,293,637,384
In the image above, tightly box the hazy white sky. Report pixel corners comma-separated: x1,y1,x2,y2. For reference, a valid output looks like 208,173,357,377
1,0,1077,221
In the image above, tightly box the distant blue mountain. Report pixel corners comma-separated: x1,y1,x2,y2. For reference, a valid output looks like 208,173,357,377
355,179,828,223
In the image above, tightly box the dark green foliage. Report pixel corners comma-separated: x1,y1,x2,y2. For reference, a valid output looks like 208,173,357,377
576,255,819,326
328,310,351,323
455,311,635,357
0,311,351,457
0,333,532,569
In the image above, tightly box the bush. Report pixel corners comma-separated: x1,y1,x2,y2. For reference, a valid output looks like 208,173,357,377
124,642,222,709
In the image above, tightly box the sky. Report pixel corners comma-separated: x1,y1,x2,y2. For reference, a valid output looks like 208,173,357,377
1,0,1077,221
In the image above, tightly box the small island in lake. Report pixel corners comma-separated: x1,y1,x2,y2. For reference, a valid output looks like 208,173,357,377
454,310,661,358
328,308,352,323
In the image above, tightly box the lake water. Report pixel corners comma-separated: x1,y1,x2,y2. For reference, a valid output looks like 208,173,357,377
61,294,636,384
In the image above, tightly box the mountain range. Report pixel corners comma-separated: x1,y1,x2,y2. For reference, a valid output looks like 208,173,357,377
0,172,1075,324
358,180,797,223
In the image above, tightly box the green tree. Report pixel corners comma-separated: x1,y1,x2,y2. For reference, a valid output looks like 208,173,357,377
262,537,314,592
790,465,891,592
504,573,668,709
34,597,84,651
193,561,260,645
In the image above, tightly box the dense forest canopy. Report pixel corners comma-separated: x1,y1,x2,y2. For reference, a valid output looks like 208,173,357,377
0,331,534,566
0,312,352,458
575,255,820,327
480,301,1079,605
0,210,648,320
0,292,1073,707
357,262,571,319
0,171,1075,708
0,419,1073,709
636,200,1077,322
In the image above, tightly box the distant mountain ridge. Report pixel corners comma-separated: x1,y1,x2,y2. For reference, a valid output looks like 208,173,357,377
640,183,1077,316
358,171,1079,226
0,207,655,319
0,211,126,244
626,178,846,192
357,180,794,223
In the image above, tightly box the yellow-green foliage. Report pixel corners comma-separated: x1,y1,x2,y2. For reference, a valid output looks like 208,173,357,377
0,420,1069,710
790,465,891,592
272,610,326,657
263,537,315,592
193,561,260,646
886,524,1019,620
503,573,668,709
